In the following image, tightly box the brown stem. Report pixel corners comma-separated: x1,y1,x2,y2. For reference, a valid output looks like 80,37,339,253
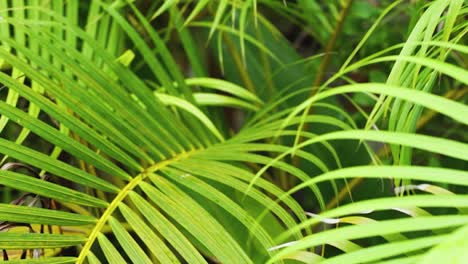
292,0,354,168
312,0,355,89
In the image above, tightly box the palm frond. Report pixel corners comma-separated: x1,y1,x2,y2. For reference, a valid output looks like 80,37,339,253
0,0,467,263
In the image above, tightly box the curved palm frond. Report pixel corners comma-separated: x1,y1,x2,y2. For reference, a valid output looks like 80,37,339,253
0,0,466,263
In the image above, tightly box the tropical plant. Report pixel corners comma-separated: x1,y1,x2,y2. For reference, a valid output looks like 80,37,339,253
0,0,467,263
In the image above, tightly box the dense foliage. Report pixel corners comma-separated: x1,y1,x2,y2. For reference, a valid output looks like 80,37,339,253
0,0,467,263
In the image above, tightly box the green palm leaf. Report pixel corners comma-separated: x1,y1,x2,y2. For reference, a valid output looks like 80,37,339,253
0,0,466,263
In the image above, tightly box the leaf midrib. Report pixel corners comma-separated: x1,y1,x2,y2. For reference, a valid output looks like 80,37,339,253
76,150,197,264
